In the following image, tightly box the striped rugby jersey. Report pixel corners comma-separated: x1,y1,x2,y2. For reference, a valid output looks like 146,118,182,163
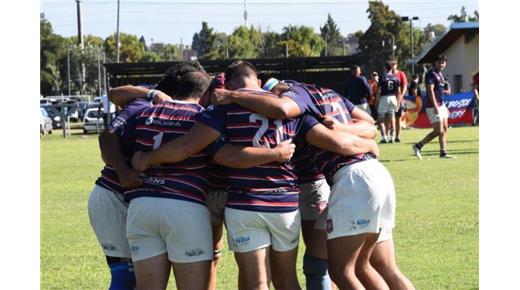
293,141,325,184
95,99,151,195
283,82,376,184
123,100,224,205
196,89,305,213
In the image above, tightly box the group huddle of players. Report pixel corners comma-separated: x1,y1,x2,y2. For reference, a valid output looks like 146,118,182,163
88,60,416,290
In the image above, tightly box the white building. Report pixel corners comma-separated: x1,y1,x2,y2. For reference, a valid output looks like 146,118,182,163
413,22,479,93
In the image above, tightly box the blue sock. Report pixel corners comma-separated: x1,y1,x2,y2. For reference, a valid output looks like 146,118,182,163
109,261,135,290
303,254,332,290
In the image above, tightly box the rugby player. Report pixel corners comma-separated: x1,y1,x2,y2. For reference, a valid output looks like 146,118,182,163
412,54,455,159
131,61,379,290
121,71,299,290
389,60,408,143
376,63,401,143
211,77,409,289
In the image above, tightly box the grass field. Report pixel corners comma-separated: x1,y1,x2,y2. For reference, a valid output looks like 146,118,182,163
41,126,479,289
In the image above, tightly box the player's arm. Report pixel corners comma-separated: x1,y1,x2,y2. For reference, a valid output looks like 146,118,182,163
212,88,302,119
212,140,295,169
396,85,402,104
305,123,379,157
426,83,439,113
351,107,375,123
108,85,172,106
132,122,221,172
98,130,143,188
322,116,377,139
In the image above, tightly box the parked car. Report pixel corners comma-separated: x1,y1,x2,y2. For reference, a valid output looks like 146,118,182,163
40,105,62,129
83,108,104,134
40,107,53,136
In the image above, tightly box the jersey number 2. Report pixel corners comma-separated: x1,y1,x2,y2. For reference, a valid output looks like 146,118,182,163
249,113,284,148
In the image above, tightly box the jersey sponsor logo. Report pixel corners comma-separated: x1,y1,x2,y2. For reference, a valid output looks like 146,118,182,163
145,116,154,125
145,117,182,127
144,177,166,185
185,248,206,257
326,219,334,233
348,218,371,232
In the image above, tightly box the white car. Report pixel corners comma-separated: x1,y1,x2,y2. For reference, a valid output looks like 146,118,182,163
83,108,104,134
40,107,53,136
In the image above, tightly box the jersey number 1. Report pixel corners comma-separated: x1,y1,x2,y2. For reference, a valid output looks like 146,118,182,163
250,113,284,148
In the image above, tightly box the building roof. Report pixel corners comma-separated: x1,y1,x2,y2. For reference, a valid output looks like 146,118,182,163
414,22,479,64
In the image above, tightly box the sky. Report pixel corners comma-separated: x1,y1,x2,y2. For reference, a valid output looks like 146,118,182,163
41,0,479,45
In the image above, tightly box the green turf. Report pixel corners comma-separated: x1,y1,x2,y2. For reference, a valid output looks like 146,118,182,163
41,127,479,289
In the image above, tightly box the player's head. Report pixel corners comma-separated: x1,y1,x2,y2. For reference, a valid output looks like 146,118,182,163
384,62,393,73
199,73,226,108
350,65,361,76
175,71,211,101
154,61,206,96
371,71,379,81
412,74,419,81
433,54,447,71
261,77,290,96
388,58,398,71
224,60,259,90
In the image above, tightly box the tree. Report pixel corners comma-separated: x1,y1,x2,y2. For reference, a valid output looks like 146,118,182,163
259,31,284,58
358,1,402,73
41,19,67,95
104,33,145,63
227,26,263,59
281,25,325,57
191,22,217,60
448,6,479,23
320,14,344,56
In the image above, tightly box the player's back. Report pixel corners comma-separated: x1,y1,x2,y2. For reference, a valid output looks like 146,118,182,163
379,73,400,96
124,100,211,205
203,89,303,213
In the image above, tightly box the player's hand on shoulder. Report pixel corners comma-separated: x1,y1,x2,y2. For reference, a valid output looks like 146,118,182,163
211,88,233,105
274,139,295,162
131,151,151,172
369,139,380,158
153,91,173,104
322,116,340,130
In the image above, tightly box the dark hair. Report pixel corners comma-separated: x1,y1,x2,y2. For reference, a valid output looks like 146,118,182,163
412,74,419,79
434,54,448,62
385,62,393,71
224,60,258,89
350,64,360,72
175,71,211,100
154,61,206,96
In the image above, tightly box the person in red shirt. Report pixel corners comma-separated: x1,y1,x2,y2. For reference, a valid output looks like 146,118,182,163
389,59,408,143
472,72,479,125
368,72,380,121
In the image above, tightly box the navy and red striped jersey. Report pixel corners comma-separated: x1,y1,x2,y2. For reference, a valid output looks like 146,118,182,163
123,100,223,205
293,141,325,184
197,89,305,213
379,73,401,96
95,99,151,194
282,82,376,183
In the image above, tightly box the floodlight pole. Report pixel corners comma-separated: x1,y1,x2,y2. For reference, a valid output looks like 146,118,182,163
401,16,419,74
116,0,121,62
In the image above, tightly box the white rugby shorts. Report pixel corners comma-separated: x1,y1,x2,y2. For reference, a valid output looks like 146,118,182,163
325,159,396,240
426,104,449,123
87,185,131,258
225,207,300,253
126,197,213,263
377,95,398,116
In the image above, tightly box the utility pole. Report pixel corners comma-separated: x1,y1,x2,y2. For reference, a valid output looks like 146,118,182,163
243,0,248,27
97,47,102,96
76,0,85,96
285,42,288,58
116,0,121,62
401,16,419,74
102,51,107,96
67,46,71,95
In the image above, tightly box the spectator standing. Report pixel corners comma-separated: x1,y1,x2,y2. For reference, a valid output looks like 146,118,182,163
389,59,408,142
368,72,380,120
472,72,479,125
345,65,372,115
409,74,421,98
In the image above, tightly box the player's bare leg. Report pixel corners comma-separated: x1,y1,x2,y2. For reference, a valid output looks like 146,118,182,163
172,260,212,290
234,248,271,290
378,116,388,143
209,223,224,290
387,114,396,143
413,121,442,159
439,118,454,158
133,253,171,290
371,240,415,290
327,234,367,290
355,233,389,290
270,247,301,290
